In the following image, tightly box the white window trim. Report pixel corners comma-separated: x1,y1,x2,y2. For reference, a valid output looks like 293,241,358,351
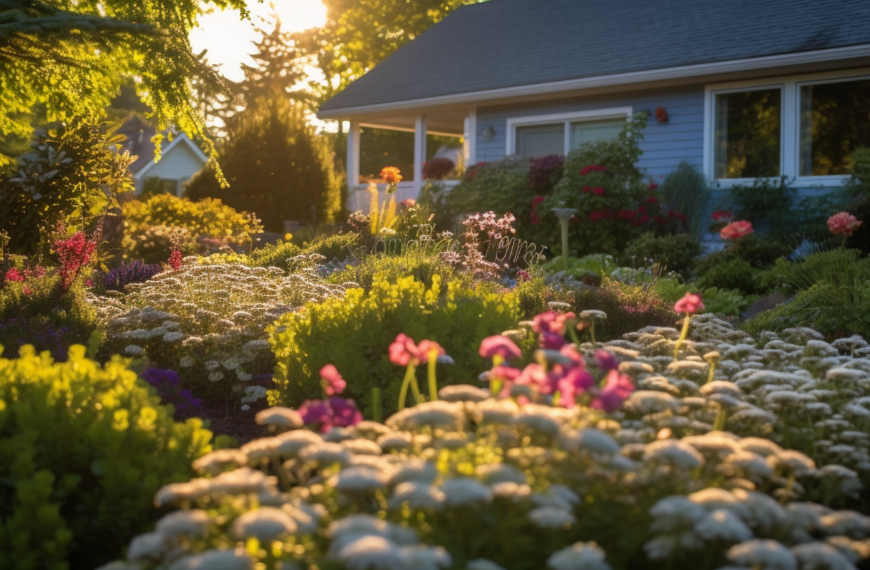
704,68,870,188
505,107,633,157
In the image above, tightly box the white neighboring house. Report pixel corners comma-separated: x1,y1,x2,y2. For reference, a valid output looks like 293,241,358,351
121,116,209,196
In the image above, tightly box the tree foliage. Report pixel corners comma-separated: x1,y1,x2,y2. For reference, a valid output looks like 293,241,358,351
0,0,250,170
184,96,341,231
299,0,480,100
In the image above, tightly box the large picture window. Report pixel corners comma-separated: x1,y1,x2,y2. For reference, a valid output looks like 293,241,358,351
713,88,782,179
799,78,870,176
507,108,631,159
707,71,870,186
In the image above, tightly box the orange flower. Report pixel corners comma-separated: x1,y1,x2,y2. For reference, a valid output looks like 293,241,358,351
380,166,403,185
719,220,753,240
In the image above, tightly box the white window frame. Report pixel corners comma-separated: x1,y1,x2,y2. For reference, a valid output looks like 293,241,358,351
704,68,870,188
506,107,633,157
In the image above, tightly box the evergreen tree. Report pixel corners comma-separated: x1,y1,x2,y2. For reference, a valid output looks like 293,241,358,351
0,0,248,170
184,97,341,232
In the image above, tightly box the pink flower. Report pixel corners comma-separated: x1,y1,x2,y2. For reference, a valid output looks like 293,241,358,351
556,367,595,408
530,195,545,226
3,268,24,283
320,364,346,396
533,311,564,334
719,220,753,240
389,333,420,366
479,335,523,360
674,292,704,314
490,365,521,382
828,212,862,236
417,339,446,361
591,370,635,412
517,363,560,395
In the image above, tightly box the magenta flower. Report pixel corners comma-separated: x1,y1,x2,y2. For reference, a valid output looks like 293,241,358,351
479,335,523,360
591,370,635,412
389,333,420,366
556,367,595,408
320,364,346,396
595,350,619,371
328,397,363,428
674,292,704,314
299,399,333,432
517,363,560,395
539,331,568,350
490,365,521,382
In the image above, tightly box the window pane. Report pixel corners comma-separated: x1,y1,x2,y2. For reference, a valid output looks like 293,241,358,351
799,79,870,176
516,124,564,158
714,89,781,179
569,119,624,149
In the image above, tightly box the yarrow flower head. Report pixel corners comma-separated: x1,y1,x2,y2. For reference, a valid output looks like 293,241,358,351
720,220,753,240
674,292,704,314
828,211,862,236
320,364,346,396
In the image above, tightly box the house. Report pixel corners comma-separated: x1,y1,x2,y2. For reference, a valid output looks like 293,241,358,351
318,0,870,213
118,116,209,196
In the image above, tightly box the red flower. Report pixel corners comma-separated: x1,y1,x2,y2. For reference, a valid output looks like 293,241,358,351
638,214,650,224
580,165,607,175
655,216,667,225
516,270,531,282
648,183,659,191
530,195,545,226
647,196,658,204
591,187,605,196
582,186,591,193
638,206,646,213
589,211,603,222
320,364,346,396
674,292,704,314
711,210,734,222
479,335,523,360
655,106,668,123
168,250,183,271
54,226,100,293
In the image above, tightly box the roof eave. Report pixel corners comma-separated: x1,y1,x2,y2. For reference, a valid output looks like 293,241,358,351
318,43,870,119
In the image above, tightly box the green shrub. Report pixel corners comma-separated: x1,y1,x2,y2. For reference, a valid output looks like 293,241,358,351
543,113,666,256
654,277,752,317
623,232,702,276
123,194,260,241
541,254,612,279
0,346,212,570
269,274,521,417
327,250,461,291
846,196,870,255
658,162,712,240
571,278,676,342
250,233,360,271
697,257,762,296
744,249,870,338
0,271,97,359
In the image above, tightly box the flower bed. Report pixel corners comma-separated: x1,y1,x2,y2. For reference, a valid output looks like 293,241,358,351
104,311,870,570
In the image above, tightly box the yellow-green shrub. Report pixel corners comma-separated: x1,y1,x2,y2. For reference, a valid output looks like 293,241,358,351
250,232,359,271
122,194,260,239
0,346,212,570
269,275,521,416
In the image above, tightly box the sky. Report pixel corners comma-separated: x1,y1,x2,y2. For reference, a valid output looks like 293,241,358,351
189,0,327,83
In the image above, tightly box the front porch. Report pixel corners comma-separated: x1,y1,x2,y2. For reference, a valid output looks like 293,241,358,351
344,108,477,213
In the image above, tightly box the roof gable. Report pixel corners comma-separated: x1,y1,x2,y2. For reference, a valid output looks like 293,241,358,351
320,0,870,114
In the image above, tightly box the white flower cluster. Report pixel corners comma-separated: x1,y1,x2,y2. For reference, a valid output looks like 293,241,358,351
102,316,870,570
89,262,346,404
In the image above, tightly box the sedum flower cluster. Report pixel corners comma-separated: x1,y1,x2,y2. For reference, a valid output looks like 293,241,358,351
90,260,346,406
105,314,870,570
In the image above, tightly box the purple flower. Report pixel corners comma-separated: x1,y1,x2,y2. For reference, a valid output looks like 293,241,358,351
299,399,332,432
594,350,619,372
103,260,163,291
539,332,568,349
141,368,204,420
591,370,635,413
328,397,363,428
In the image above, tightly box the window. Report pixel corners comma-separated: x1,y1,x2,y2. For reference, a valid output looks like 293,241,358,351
713,88,782,179
706,70,870,186
507,108,632,159
799,78,870,176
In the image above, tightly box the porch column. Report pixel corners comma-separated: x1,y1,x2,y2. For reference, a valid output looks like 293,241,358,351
346,119,361,198
464,108,477,166
413,114,427,195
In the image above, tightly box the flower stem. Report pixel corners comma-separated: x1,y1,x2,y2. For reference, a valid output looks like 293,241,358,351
398,364,415,410
409,370,423,404
427,351,438,401
673,313,690,360
590,322,597,346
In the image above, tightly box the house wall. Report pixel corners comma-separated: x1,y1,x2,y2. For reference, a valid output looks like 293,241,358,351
474,85,705,180
135,142,207,194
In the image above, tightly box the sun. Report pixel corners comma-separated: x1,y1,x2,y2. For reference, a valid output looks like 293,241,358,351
190,0,327,83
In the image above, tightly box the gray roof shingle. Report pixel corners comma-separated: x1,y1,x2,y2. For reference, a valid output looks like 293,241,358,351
320,0,870,113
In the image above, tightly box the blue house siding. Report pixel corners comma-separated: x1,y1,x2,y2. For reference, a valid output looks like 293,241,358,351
474,85,705,180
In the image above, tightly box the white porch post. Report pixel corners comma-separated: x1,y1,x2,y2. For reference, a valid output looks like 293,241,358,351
347,120,361,207
464,108,477,166
413,114,427,195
